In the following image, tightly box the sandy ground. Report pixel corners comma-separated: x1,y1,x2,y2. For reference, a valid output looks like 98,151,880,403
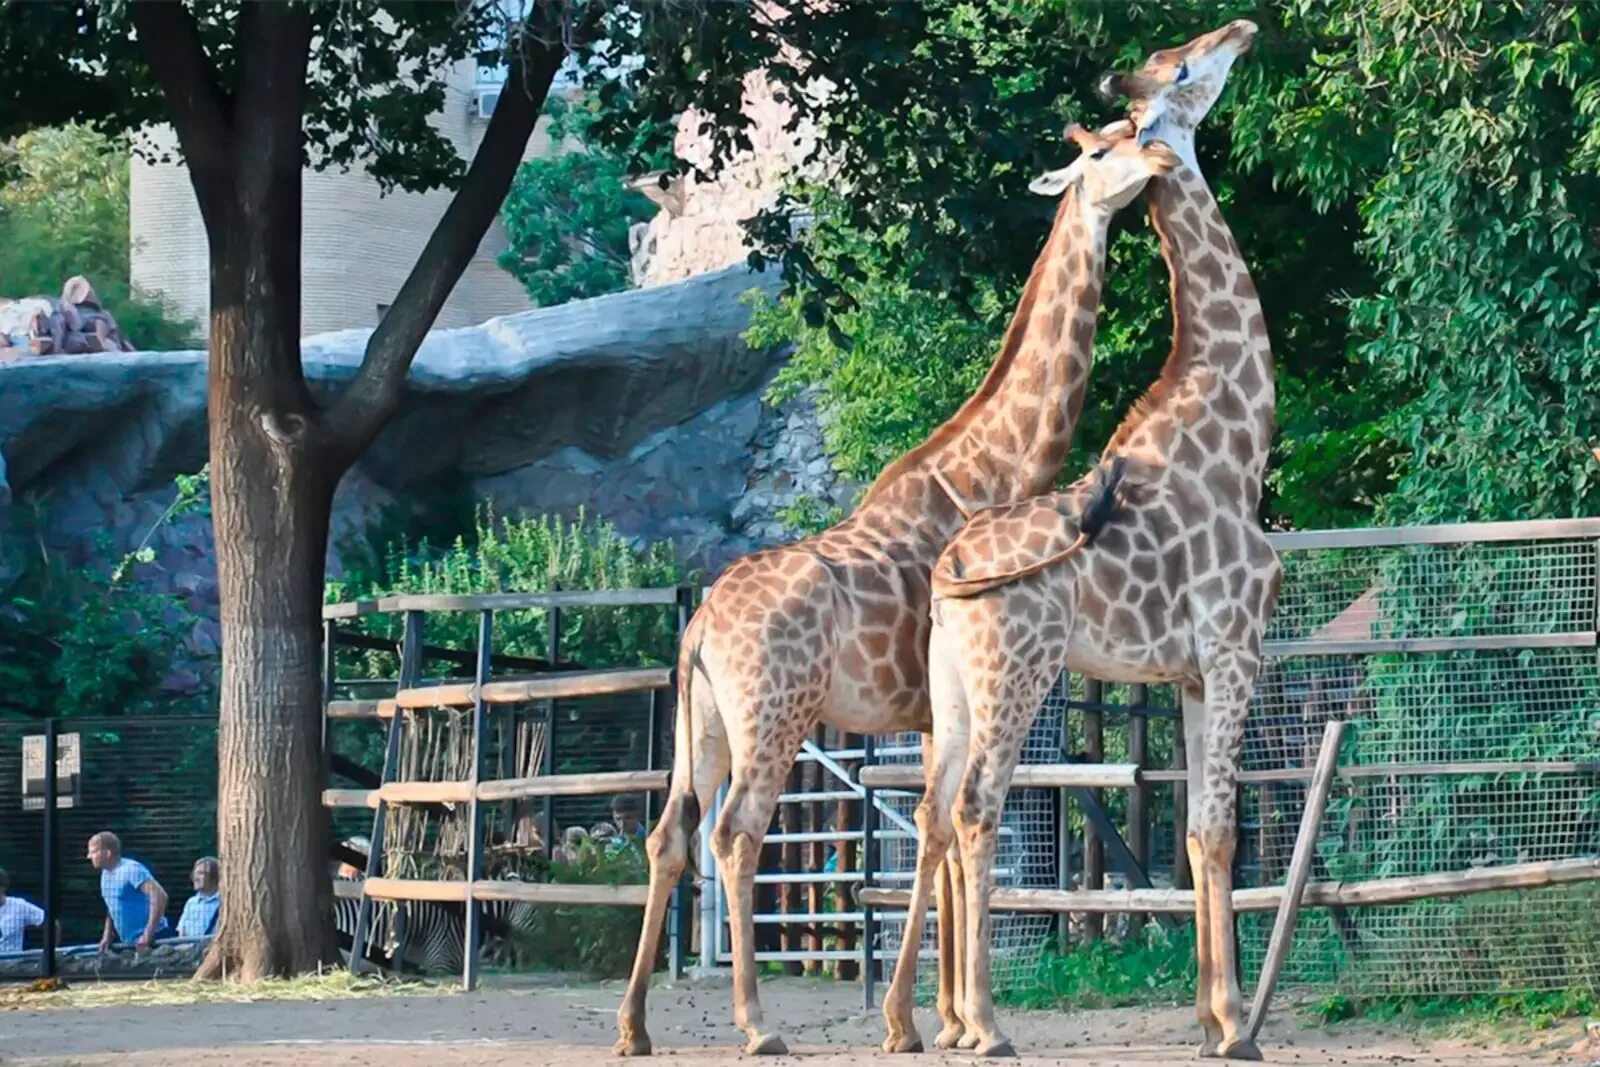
1,975,1593,1067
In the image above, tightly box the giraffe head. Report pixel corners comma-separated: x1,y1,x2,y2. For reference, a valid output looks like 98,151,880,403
1028,120,1182,212
1096,19,1257,153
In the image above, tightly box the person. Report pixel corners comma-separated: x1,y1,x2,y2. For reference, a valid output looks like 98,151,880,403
175,856,221,939
0,867,52,954
610,795,648,842
86,831,171,951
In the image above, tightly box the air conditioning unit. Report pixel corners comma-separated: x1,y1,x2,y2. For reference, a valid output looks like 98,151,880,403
473,87,500,120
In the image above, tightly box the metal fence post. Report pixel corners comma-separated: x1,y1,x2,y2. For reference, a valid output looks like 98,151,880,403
42,718,59,981
351,609,422,974
463,609,493,991
542,586,562,861
860,733,878,1010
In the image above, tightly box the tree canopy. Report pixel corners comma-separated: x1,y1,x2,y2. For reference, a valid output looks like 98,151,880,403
600,0,1600,528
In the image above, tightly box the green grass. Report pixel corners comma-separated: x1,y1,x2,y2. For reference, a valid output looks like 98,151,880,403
1001,924,1198,1010
1305,988,1596,1041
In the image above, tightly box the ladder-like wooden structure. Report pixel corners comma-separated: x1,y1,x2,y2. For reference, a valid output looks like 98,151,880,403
321,587,695,989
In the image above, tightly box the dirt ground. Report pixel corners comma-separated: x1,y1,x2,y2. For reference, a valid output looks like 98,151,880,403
1,975,1594,1067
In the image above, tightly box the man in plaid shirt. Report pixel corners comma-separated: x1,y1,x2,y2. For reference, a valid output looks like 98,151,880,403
86,831,171,951
0,867,51,954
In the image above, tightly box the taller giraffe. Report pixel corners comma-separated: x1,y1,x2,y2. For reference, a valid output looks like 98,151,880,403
890,19,1278,1061
615,127,1179,1058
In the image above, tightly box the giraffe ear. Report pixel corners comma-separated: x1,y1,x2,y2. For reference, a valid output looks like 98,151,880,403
1029,166,1075,196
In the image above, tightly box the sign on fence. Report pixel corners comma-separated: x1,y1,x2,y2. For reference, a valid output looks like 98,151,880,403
21,732,81,810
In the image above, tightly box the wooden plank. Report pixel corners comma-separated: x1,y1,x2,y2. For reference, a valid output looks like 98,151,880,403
322,788,378,809
377,781,473,804
476,769,669,801
326,699,391,720
1139,760,1600,785
388,667,673,711
364,877,470,903
1248,720,1345,1040
859,857,1600,914
1265,632,1594,658
857,762,1141,790
1265,516,1600,551
470,880,650,906
324,586,682,620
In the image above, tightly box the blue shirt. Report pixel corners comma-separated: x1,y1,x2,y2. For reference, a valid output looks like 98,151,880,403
100,858,170,942
176,891,220,938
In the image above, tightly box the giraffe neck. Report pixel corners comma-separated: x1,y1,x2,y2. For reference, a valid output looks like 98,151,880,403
1105,163,1274,504
861,187,1110,519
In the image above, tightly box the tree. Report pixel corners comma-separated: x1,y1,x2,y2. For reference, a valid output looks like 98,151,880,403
590,1,1398,530
1,0,576,979
497,91,668,305
0,123,197,349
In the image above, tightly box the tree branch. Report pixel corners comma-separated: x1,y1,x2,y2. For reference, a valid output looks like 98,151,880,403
323,24,568,458
128,0,235,231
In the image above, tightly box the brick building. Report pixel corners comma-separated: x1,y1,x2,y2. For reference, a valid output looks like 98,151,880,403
130,55,570,339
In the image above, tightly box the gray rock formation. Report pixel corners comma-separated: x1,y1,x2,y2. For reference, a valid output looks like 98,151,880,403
0,264,854,619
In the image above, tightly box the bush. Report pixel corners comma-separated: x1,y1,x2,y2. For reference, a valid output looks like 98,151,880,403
327,504,690,675
504,838,654,978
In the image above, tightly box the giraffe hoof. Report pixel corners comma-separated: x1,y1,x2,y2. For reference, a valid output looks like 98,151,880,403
957,1029,982,1050
1197,1038,1220,1058
934,1023,966,1050
882,1032,924,1054
975,1036,1017,1058
745,1032,789,1056
1219,1037,1263,1061
613,1031,653,1057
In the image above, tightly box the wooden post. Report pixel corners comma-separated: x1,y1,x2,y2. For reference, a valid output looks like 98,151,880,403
1082,678,1105,940
462,609,494,991
671,584,694,978
1055,676,1074,948
780,759,802,973
1246,720,1345,1040
1128,683,1150,934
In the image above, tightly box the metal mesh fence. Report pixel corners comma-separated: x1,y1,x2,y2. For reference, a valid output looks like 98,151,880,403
866,523,1600,1003
0,716,219,958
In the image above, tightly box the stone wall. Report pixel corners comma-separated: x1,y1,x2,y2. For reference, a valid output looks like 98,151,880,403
0,267,854,656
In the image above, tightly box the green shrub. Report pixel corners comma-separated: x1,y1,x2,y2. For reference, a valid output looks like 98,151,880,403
503,839,654,979
327,505,690,675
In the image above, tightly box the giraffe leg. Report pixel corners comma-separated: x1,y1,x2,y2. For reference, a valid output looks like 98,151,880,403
882,729,963,1053
947,845,979,1050
711,750,803,1056
1194,662,1262,1061
1182,686,1225,1056
616,680,730,1057
934,849,967,1049
952,729,1031,1059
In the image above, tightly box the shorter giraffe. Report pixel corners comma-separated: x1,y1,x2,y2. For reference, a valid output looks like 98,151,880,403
887,19,1277,1061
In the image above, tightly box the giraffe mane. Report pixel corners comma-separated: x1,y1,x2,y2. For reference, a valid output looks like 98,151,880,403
860,187,1076,507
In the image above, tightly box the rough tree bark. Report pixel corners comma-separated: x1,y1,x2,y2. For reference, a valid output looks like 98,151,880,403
128,1,567,979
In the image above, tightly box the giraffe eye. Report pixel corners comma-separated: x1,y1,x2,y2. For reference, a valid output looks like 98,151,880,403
1090,147,1109,161
1175,61,1190,84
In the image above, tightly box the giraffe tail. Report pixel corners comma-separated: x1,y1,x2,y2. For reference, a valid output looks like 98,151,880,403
674,613,707,884
933,456,1128,599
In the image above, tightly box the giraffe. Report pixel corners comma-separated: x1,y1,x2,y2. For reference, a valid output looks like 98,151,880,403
886,19,1279,1061
613,124,1181,1058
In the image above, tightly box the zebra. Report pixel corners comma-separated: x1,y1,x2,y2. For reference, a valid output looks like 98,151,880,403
331,877,535,976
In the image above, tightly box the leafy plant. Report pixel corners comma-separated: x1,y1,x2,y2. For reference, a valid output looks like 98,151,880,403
327,505,689,675
1003,923,1197,1009
0,123,198,350
497,91,672,306
503,840,653,978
